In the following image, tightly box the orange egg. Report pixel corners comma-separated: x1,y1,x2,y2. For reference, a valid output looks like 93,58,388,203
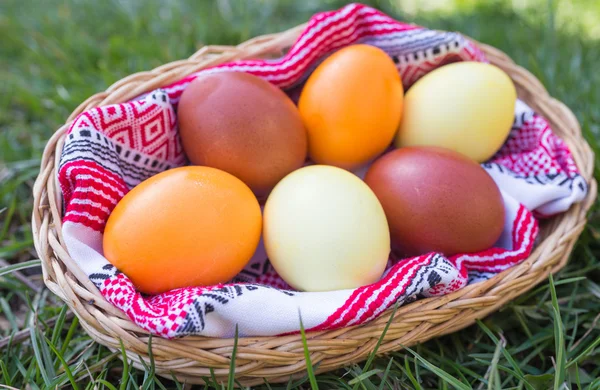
103,166,262,294
298,44,404,170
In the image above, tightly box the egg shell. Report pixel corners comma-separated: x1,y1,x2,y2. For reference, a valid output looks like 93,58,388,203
263,165,390,292
395,62,517,162
364,147,505,257
298,44,404,170
103,166,262,294
177,72,307,198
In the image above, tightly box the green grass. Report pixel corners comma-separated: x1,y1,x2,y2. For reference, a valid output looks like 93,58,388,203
1,0,600,388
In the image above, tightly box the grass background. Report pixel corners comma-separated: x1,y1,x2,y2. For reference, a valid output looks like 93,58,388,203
1,0,599,388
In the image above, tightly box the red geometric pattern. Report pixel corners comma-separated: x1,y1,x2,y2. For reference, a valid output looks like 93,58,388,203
68,94,183,163
99,273,218,337
492,114,579,176
254,270,293,290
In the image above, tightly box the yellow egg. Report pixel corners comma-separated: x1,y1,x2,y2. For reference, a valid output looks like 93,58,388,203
263,165,390,292
395,62,516,162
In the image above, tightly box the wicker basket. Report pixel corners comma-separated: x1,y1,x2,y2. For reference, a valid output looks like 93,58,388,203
32,21,596,386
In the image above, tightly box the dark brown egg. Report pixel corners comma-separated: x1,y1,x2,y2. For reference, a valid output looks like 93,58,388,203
364,146,505,257
177,72,307,198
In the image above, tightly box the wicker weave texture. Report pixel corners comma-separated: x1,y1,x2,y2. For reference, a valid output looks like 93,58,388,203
32,25,596,386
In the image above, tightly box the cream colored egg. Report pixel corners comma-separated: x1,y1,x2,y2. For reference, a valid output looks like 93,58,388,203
263,165,390,292
395,62,517,162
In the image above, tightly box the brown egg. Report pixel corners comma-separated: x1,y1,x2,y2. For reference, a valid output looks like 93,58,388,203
177,72,307,198
364,147,505,257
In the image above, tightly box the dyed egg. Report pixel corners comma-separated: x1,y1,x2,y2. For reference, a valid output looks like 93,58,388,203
177,72,307,198
103,166,262,294
298,44,404,170
364,147,505,257
263,165,390,292
395,62,516,162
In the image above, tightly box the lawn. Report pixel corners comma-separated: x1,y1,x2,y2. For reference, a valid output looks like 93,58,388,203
1,0,599,388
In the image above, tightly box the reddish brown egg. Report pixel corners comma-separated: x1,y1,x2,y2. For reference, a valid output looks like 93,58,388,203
177,72,307,198
364,146,505,257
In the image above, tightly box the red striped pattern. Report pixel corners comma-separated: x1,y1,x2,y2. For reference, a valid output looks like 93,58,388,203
449,205,538,274
309,254,437,331
59,160,129,232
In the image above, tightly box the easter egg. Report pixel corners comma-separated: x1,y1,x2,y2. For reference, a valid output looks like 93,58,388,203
395,62,516,162
103,166,262,294
298,44,404,170
364,147,505,257
177,72,307,199
263,165,390,292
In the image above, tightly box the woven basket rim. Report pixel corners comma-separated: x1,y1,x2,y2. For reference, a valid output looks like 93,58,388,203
32,21,597,385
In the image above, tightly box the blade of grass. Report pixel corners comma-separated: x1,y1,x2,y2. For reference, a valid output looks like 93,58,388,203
119,339,129,390
0,259,41,277
378,358,394,390
59,315,79,356
50,305,69,347
0,358,12,387
0,298,19,332
44,336,79,390
350,366,371,390
0,194,17,241
73,352,119,381
485,335,503,390
96,379,119,390
0,258,41,293
415,345,422,385
170,373,183,390
548,274,567,389
299,311,319,390
128,371,139,390
227,325,238,390
47,370,73,388
574,362,581,390
588,377,600,389
526,277,588,297
154,376,168,390
25,356,41,389
361,302,400,377
418,345,484,384
29,321,52,386
263,378,273,390
570,313,600,353
285,374,294,390
566,335,600,369
475,320,533,390
393,356,421,389
348,369,383,386
351,301,401,390
404,346,471,390
567,312,580,353
210,368,219,388
141,335,155,390
12,353,28,383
